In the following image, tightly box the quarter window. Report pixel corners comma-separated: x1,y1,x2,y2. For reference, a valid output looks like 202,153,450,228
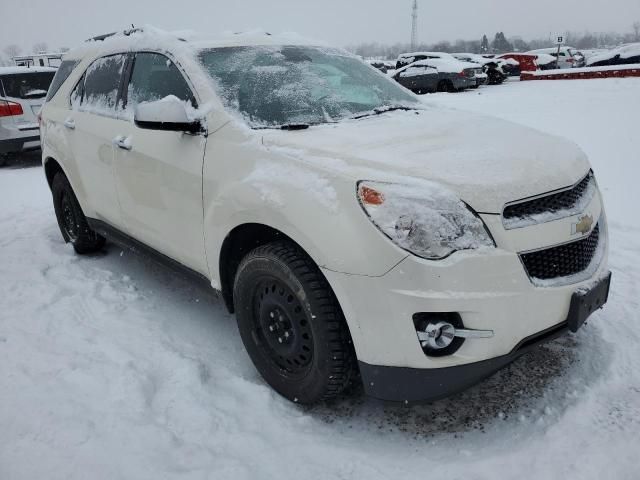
46,60,79,102
126,53,195,108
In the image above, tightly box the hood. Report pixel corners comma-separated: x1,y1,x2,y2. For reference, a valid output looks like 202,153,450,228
260,108,590,213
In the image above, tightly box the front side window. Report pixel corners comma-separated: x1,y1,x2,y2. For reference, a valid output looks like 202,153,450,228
126,52,195,109
74,54,127,112
199,46,419,128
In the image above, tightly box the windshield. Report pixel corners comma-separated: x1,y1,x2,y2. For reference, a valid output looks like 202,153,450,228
198,46,420,128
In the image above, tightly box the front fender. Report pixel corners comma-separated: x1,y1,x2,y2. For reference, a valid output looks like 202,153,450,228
202,123,407,287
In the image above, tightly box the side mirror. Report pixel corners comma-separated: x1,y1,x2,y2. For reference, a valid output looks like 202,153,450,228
134,96,203,134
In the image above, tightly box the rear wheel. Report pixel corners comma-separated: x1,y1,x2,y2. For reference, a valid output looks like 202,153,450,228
233,241,356,404
437,80,455,93
51,172,105,254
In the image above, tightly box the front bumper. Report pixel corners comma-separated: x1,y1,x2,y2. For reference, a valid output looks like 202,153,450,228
359,271,610,402
322,189,609,402
360,320,569,403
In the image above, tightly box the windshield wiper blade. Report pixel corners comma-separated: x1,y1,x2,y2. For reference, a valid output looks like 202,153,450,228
351,105,418,120
280,123,310,130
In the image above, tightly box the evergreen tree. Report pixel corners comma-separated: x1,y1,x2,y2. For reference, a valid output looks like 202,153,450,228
480,35,489,53
491,32,513,53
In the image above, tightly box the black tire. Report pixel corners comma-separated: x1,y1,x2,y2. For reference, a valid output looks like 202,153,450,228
233,241,356,404
51,172,106,254
0,154,9,168
437,80,455,93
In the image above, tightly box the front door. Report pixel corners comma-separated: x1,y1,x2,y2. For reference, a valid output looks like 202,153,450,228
112,52,208,275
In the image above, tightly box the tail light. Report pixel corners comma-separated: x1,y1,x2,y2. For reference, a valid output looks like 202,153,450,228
458,71,466,77
0,100,24,117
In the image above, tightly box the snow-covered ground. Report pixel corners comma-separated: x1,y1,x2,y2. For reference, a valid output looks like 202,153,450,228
1,78,639,480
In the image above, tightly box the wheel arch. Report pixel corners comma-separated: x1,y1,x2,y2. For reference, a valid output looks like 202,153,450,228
219,222,305,314
44,156,65,189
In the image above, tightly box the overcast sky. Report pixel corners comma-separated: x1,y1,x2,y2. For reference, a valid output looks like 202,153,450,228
2,0,639,53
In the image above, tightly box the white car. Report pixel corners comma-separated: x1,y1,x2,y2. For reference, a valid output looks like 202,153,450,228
527,47,585,68
40,29,611,404
0,66,56,164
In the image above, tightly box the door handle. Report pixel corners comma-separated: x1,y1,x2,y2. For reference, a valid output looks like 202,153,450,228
112,135,132,151
63,118,75,130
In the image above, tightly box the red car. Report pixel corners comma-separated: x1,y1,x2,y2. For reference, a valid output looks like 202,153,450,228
497,53,537,75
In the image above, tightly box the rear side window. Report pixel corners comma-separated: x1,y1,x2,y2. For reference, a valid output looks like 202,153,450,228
45,60,79,102
126,52,196,108
73,54,127,111
0,71,55,99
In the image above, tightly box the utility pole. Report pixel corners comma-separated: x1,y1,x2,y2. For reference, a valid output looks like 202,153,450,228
411,0,418,51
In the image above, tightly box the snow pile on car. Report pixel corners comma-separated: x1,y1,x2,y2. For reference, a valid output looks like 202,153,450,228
586,43,640,66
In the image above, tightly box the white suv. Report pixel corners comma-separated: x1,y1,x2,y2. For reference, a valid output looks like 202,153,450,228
40,30,611,404
0,66,56,164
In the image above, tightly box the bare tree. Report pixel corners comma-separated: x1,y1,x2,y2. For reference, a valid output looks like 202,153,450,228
32,42,48,54
633,22,640,42
3,44,22,59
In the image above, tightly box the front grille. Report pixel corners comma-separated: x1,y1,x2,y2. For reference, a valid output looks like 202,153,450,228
503,172,594,222
520,222,600,281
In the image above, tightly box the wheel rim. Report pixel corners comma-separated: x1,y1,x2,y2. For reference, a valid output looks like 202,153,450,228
60,193,79,241
252,278,314,376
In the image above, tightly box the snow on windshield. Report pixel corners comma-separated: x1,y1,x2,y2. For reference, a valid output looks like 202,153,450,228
198,45,419,128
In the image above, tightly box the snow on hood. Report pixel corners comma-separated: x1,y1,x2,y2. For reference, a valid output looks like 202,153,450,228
260,108,590,213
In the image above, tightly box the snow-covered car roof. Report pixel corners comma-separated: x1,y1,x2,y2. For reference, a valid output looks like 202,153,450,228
394,58,477,75
64,26,328,62
397,51,455,60
393,60,438,76
534,53,558,65
586,43,640,66
0,66,57,75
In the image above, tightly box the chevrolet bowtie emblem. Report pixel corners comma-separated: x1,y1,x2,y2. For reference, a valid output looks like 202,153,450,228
571,214,594,235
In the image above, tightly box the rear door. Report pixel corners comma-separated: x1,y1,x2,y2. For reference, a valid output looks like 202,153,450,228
396,65,438,92
112,51,208,274
65,54,128,227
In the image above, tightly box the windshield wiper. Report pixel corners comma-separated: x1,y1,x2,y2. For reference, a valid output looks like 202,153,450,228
351,105,418,120
280,123,310,130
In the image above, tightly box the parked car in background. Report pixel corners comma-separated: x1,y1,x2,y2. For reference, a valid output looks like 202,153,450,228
452,53,508,85
498,53,557,75
0,66,56,164
13,53,64,68
392,63,440,93
586,43,640,67
527,47,585,68
394,58,477,92
497,53,536,75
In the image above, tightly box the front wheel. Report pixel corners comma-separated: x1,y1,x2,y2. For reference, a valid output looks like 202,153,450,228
51,172,105,254
233,241,356,404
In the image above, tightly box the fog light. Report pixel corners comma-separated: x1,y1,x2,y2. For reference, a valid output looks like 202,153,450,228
422,321,456,350
413,313,494,357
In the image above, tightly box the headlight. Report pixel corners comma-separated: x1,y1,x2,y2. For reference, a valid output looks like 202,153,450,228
357,181,495,259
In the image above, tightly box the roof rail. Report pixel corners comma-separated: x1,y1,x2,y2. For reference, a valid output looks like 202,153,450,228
86,27,143,43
